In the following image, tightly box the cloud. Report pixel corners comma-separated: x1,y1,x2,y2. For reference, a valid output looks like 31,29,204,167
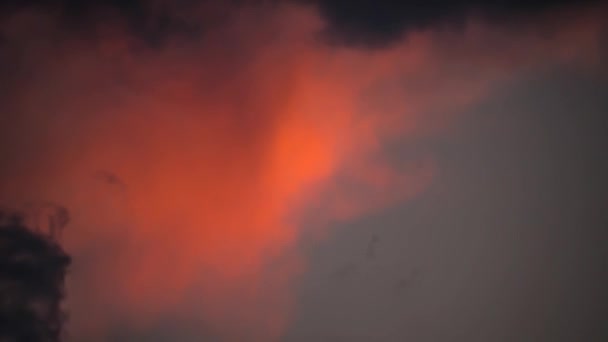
303,0,606,47
0,1,604,340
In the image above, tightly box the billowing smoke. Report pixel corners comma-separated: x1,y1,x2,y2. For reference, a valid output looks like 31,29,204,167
0,205,71,342
0,1,605,340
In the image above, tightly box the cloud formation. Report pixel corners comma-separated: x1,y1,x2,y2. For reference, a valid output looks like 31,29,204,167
0,1,605,340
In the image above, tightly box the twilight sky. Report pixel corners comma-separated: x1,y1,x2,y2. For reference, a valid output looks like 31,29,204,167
0,0,607,341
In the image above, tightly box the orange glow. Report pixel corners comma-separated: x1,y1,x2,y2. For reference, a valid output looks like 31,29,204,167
0,2,604,340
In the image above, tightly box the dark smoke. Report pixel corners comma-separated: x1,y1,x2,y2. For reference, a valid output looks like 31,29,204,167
0,206,71,342
309,0,607,47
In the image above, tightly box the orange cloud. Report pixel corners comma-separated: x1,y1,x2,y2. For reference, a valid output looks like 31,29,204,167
0,2,604,340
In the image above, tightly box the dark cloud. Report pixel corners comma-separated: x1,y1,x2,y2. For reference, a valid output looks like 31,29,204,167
308,0,607,46
1,0,605,47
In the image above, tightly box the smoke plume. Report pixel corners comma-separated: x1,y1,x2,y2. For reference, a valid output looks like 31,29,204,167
0,1,605,340
0,206,71,342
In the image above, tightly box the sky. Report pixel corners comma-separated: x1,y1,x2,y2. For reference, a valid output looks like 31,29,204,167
0,0,607,341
